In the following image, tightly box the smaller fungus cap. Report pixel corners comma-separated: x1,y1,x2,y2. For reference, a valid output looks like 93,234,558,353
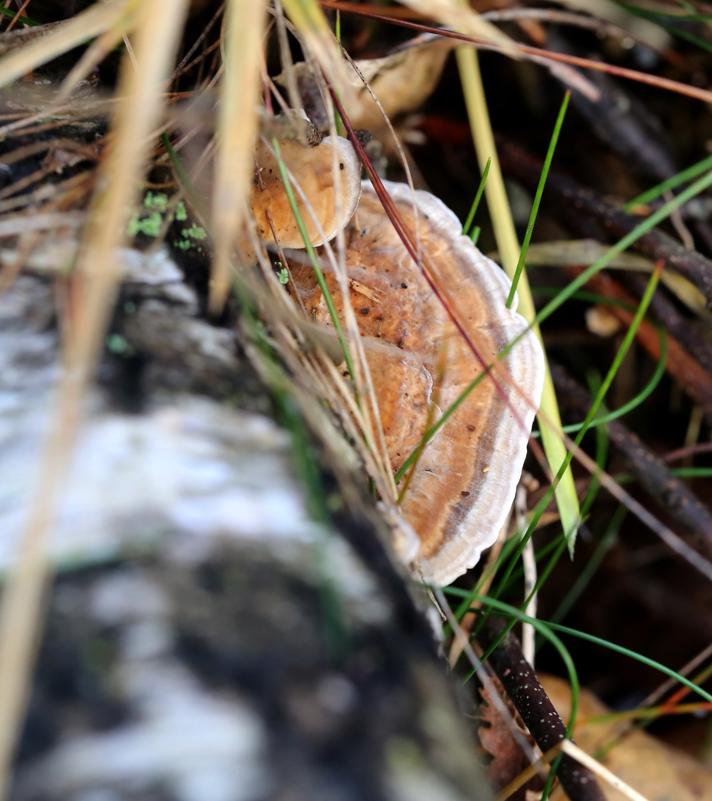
250,135,361,249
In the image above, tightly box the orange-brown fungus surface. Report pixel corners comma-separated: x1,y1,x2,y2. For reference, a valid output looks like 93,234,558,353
251,137,361,248
289,180,544,585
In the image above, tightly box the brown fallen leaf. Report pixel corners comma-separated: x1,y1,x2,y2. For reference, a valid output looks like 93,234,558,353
277,39,450,135
479,684,537,799
541,674,712,801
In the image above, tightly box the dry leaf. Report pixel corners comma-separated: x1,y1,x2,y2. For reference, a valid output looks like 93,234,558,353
541,674,712,801
276,39,450,135
479,684,535,798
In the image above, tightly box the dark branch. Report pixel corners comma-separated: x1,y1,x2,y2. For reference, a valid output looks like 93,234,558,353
498,139,712,309
477,617,607,801
552,362,712,558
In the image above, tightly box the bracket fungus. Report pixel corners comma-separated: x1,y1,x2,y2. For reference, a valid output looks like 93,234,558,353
251,133,545,586
251,135,361,248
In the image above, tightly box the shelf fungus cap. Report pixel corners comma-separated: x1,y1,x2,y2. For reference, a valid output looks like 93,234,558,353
250,135,361,249
288,180,546,586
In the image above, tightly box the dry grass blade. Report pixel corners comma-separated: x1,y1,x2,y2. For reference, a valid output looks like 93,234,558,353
560,740,651,801
398,0,516,56
457,45,581,547
209,0,267,312
0,1,189,795
280,0,354,100
0,0,138,91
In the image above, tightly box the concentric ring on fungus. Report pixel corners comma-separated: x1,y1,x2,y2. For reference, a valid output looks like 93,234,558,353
252,134,545,586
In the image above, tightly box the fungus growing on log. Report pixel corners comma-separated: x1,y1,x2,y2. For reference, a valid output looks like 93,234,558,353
251,135,361,248
251,134,545,585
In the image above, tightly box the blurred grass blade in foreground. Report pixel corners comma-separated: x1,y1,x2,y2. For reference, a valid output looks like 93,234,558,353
0,1,189,795
210,0,267,312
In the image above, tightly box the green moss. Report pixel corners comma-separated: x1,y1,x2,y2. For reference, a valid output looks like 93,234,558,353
181,224,207,241
128,211,162,238
106,333,133,355
143,191,168,211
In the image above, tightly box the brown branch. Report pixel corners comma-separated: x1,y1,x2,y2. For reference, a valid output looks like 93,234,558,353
577,269,712,425
498,140,712,308
477,617,607,801
621,271,712,374
551,362,712,558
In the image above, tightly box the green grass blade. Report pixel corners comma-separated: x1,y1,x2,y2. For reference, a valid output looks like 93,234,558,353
616,1,712,53
444,588,712,704
578,374,610,517
550,506,626,625
0,7,38,24
506,92,570,309
561,328,667,434
462,157,491,236
272,137,355,379
624,152,712,210
473,265,661,653
616,466,712,483
526,302,668,437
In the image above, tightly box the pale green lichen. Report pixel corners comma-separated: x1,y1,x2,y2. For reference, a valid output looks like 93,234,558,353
106,333,133,355
143,191,169,211
129,193,201,249
128,212,162,238
181,224,207,241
